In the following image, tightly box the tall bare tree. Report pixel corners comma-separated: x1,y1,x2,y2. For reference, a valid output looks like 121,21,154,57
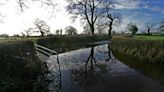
101,12,122,37
67,0,114,35
33,18,50,37
145,23,154,35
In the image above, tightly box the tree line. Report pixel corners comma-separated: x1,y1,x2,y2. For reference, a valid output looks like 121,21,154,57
0,0,164,37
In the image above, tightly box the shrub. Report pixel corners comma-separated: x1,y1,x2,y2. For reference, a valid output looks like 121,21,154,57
36,35,109,53
0,41,47,90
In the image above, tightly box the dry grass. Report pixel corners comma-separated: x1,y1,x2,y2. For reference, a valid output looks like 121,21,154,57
110,37,164,65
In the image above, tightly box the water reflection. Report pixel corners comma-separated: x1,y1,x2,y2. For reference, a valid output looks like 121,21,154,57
105,44,112,62
112,51,164,84
56,44,164,92
71,45,111,89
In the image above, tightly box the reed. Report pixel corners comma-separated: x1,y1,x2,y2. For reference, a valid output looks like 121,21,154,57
110,37,164,65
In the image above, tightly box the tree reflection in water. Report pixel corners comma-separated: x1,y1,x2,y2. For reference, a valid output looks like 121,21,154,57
71,45,112,88
105,44,112,62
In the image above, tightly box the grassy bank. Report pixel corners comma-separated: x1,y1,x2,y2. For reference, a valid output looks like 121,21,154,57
0,41,48,91
36,35,109,53
110,37,164,65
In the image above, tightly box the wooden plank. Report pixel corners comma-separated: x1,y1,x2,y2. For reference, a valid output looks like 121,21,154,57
34,44,58,55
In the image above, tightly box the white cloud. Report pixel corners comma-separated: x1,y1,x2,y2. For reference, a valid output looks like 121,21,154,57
114,0,141,9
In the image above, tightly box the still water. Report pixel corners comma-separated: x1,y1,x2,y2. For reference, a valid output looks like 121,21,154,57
46,44,164,92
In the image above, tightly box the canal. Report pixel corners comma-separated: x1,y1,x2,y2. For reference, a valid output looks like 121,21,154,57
46,44,164,92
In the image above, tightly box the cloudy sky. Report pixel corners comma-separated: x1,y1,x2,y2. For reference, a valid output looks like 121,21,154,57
113,0,164,32
0,0,164,35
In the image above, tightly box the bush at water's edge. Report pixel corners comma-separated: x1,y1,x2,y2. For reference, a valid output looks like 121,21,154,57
0,41,48,91
110,37,164,65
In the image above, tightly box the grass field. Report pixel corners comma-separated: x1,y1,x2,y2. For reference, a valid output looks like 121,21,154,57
135,35,164,41
0,37,39,43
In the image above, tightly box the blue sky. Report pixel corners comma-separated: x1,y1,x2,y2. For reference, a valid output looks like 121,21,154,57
0,0,164,35
113,0,164,32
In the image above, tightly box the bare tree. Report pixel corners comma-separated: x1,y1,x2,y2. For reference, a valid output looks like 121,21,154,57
145,23,154,35
95,12,121,36
83,23,92,35
107,13,122,37
160,18,164,32
55,29,60,35
24,28,33,37
96,22,106,35
33,18,50,37
67,0,114,35
17,0,56,12
60,29,63,35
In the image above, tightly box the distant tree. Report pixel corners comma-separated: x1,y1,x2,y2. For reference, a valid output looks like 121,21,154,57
120,31,125,34
112,30,116,35
127,22,138,36
24,28,33,37
55,29,60,35
21,32,26,38
13,34,20,39
65,26,77,35
145,23,155,35
96,21,106,35
47,33,54,36
160,18,164,32
83,24,92,35
67,0,114,35
60,29,63,35
55,29,63,35
0,34,9,38
33,18,50,37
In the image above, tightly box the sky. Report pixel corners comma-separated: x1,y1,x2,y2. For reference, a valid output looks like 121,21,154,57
0,0,164,35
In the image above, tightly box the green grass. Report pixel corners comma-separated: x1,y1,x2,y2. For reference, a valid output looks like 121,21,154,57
135,35,164,41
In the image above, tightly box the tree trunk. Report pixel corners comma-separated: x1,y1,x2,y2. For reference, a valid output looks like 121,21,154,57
108,19,113,38
147,28,150,35
40,30,44,37
90,25,95,35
